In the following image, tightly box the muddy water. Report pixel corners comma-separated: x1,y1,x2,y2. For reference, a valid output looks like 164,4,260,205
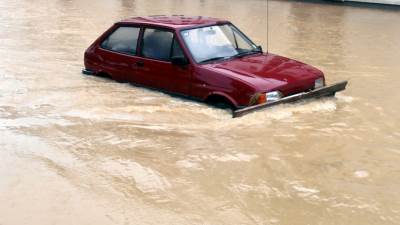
1,0,400,224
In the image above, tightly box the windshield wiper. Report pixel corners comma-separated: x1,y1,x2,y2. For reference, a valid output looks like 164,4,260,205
199,56,231,64
234,49,262,58
199,49,262,63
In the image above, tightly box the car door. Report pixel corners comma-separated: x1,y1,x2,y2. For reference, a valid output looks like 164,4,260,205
96,26,141,83
135,27,191,95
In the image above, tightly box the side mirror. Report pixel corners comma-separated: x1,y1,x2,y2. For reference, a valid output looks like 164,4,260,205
171,56,189,66
256,45,263,52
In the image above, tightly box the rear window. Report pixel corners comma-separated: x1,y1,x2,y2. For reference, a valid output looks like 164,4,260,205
101,27,140,55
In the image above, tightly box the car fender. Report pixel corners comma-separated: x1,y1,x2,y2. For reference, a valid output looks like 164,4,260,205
194,66,258,107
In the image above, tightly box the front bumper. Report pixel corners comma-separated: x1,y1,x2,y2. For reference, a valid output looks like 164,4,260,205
232,81,348,118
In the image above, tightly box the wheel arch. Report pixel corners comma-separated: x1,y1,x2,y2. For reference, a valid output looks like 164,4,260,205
204,92,238,109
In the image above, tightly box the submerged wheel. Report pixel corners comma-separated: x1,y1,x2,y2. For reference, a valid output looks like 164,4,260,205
205,95,235,111
214,102,234,110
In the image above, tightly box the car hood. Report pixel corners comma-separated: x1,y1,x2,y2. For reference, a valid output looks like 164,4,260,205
202,53,324,95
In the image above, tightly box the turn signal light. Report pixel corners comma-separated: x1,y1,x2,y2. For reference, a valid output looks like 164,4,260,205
249,93,267,106
257,94,266,104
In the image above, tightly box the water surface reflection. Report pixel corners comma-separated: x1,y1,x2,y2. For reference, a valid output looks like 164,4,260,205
0,0,400,224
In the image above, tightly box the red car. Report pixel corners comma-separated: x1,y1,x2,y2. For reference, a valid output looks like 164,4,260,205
83,15,347,117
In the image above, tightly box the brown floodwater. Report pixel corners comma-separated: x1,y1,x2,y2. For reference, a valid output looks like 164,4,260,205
1,0,400,224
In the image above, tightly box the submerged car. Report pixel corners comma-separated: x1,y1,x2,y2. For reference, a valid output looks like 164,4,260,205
83,15,347,117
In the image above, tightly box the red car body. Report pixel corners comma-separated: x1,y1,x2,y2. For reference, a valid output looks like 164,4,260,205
84,16,325,109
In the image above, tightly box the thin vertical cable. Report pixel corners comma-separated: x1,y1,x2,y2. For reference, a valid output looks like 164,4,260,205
266,0,269,53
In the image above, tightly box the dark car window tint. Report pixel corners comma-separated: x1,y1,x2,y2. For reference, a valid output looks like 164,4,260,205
142,28,173,61
171,37,184,58
101,27,140,55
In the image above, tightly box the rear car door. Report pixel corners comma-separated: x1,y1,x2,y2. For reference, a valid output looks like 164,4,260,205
135,27,191,95
96,26,141,82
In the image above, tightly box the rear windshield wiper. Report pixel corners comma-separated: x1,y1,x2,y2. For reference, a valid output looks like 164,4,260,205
199,56,231,64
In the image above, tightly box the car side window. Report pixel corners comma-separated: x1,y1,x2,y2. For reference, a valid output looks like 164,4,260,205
101,26,140,55
141,28,173,61
171,37,185,58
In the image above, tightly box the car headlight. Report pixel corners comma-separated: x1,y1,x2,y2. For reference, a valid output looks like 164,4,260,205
314,78,325,89
266,91,283,102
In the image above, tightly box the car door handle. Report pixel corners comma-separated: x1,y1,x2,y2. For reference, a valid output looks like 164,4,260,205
136,61,144,67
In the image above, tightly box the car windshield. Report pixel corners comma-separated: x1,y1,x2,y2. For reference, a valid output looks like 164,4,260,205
180,24,260,63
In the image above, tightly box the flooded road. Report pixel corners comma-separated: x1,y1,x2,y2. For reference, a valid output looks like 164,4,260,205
1,0,400,224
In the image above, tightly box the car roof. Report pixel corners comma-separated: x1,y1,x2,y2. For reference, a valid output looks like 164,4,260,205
118,15,229,29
